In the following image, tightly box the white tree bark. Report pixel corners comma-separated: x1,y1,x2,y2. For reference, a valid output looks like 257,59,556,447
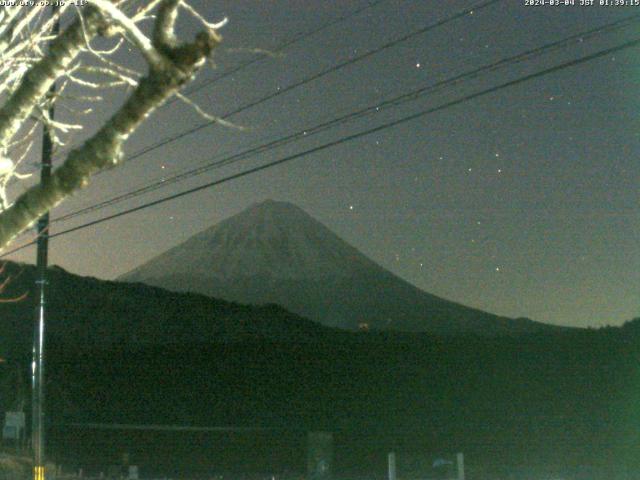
0,7,104,150
0,0,223,250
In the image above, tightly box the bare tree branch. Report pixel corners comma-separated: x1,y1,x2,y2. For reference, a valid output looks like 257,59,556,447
0,6,105,150
0,0,223,250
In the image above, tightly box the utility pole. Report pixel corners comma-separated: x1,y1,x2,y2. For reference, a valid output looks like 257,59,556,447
32,6,59,480
387,452,397,480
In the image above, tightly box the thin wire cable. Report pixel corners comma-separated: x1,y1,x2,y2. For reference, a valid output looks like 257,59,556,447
176,0,392,101
52,13,640,224
2,34,637,258
42,0,392,175
123,0,503,162
0,0,498,256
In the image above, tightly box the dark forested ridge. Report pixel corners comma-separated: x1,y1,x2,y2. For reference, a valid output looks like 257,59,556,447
42,325,640,478
0,261,341,359
0,261,563,358
0,261,639,478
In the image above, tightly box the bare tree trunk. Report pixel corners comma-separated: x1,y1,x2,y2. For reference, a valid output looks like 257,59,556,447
0,1,222,251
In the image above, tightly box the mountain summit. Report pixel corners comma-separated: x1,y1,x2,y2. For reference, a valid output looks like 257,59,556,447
120,200,550,335
123,200,380,282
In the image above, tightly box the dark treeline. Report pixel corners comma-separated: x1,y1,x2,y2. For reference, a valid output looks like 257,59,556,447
37,324,640,478
0,262,639,478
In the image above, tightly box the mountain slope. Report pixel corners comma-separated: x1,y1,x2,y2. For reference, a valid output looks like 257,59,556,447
0,261,340,358
120,200,554,335
0,259,634,478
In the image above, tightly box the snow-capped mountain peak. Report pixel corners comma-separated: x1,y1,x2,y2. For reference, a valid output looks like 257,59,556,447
120,200,550,334
124,200,377,282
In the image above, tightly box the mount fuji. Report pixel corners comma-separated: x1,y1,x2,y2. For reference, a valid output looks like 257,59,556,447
120,200,552,335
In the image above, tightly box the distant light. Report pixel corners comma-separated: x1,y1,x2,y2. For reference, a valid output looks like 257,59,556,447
416,63,421,68
495,267,500,272
497,169,502,173
349,205,354,210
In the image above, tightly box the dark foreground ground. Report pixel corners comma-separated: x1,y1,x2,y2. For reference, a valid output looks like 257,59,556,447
0,265,638,480
15,324,637,480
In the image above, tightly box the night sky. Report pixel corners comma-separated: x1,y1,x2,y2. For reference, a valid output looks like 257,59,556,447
4,0,639,328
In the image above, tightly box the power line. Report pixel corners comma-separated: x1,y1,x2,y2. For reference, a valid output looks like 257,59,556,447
0,1,397,251
176,0,392,101
123,0,502,162
51,13,640,224
43,0,392,175
2,33,637,258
